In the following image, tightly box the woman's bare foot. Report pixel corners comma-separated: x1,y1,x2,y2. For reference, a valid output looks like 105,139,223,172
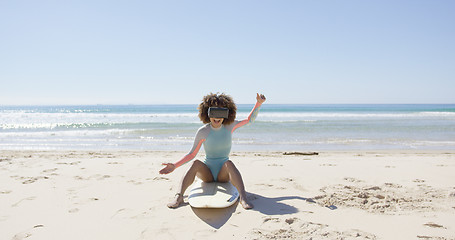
240,197,253,209
167,193,184,208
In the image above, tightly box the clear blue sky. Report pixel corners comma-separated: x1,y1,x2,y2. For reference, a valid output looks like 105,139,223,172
1,0,454,105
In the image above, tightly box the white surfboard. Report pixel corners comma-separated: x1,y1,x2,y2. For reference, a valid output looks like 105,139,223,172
188,179,239,208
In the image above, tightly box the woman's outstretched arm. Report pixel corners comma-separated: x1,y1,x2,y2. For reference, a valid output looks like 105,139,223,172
159,127,207,174
231,93,266,133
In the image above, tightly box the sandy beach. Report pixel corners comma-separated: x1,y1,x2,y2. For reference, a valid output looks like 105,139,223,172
0,150,454,239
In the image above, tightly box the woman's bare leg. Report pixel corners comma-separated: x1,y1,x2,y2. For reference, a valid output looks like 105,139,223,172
168,160,213,208
217,160,253,209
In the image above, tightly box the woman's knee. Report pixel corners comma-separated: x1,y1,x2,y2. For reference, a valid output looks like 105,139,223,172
191,159,205,168
188,159,204,171
192,159,204,166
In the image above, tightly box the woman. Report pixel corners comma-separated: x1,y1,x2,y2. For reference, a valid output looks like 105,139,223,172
159,92,266,209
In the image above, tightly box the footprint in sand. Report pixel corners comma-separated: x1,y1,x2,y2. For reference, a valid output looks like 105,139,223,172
110,208,127,218
267,163,283,167
262,217,280,223
255,218,376,239
153,176,170,181
423,222,446,229
12,196,36,207
384,182,403,188
71,197,100,207
285,217,298,225
343,177,363,183
320,163,337,167
42,168,58,173
13,231,32,240
140,226,176,239
58,160,80,165
68,208,79,213
0,158,12,163
128,180,144,185
93,174,111,180
107,162,122,165
10,175,49,184
74,176,86,180
12,225,44,240
22,176,49,184
279,178,306,192
413,179,426,183
281,178,294,182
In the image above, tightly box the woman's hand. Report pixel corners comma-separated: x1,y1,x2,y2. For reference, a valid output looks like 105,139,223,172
256,93,266,104
159,163,176,174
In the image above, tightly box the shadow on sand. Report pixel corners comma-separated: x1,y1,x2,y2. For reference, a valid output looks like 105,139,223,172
191,201,239,229
191,192,315,229
249,193,315,215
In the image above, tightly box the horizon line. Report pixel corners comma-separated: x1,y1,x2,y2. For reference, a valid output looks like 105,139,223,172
1,103,455,107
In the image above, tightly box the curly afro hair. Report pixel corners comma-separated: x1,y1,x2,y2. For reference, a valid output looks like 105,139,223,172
198,93,237,125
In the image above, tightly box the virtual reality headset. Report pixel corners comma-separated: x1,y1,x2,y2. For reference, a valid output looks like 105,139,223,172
208,107,229,119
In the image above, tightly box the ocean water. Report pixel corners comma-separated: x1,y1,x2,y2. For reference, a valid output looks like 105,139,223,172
1,104,454,151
